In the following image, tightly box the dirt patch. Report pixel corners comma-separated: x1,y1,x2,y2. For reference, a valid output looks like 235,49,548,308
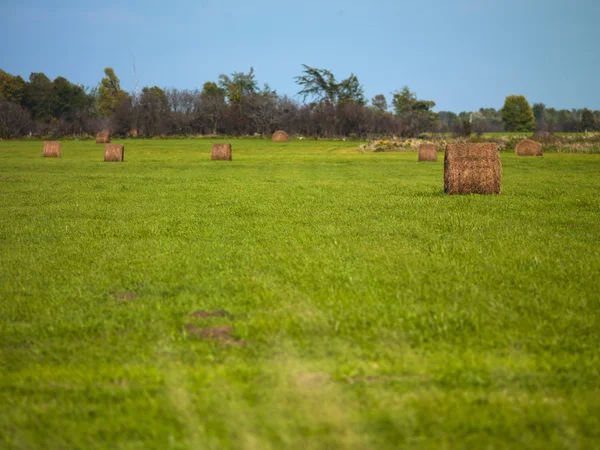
346,375,430,385
294,372,331,387
110,292,137,301
188,309,230,318
185,324,244,346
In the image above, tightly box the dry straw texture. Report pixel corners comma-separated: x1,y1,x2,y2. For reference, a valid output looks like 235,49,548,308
43,141,61,158
272,130,289,142
515,139,543,156
104,144,125,162
211,143,232,161
444,143,501,195
418,144,438,162
96,131,111,144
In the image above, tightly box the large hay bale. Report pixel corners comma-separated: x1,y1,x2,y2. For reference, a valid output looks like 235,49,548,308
444,143,501,195
104,144,124,162
515,139,543,156
418,144,438,162
43,141,61,158
211,143,232,161
272,130,289,142
96,131,111,144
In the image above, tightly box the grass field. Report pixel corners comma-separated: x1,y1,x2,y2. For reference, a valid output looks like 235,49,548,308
1,139,599,449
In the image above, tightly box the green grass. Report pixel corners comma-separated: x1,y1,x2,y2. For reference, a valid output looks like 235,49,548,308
1,139,599,449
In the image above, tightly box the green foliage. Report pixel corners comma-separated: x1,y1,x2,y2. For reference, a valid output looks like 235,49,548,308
98,67,128,117
200,81,225,99
391,86,437,137
22,72,55,122
295,65,365,105
1,139,599,448
218,67,258,104
371,94,388,112
0,69,26,104
532,102,546,122
51,76,90,121
501,95,536,132
581,108,596,131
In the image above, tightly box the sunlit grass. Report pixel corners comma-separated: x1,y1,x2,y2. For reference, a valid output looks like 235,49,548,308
1,139,599,449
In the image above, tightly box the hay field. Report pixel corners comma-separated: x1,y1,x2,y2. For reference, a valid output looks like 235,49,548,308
1,139,599,449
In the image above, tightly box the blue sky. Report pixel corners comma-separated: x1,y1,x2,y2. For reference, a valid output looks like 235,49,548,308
1,0,598,112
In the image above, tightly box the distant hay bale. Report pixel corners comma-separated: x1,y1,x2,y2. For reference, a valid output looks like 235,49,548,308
104,144,124,162
272,130,289,142
418,144,438,161
515,139,543,156
43,141,61,158
96,131,111,144
129,128,138,137
444,143,501,195
211,143,232,161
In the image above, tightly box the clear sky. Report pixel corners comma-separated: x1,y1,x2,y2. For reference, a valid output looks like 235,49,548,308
1,0,598,112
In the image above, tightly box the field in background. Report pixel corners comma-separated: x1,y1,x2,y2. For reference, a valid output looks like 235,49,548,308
1,139,599,449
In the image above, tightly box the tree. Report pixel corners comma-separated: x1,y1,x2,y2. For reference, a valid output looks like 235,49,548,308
98,68,128,117
501,95,536,132
200,81,226,134
51,77,90,121
0,99,32,138
581,108,596,131
391,86,436,137
139,86,169,136
295,65,365,105
218,68,258,105
295,65,338,104
21,72,56,122
0,70,26,105
371,94,388,112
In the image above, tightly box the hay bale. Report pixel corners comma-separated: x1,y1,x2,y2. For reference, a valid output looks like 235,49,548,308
418,144,438,162
43,141,61,158
96,131,111,144
444,143,501,195
211,143,232,161
129,128,138,137
515,139,543,156
272,130,289,142
104,144,124,162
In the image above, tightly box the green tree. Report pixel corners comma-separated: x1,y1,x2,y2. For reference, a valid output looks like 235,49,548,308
295,65,365,105
139,86,169,136
218,68,258,105
52,77,90,121
371,94,388,112
501,95,536,132
581,108,596,131
0,70,26,105
98,68,128,117
22,72,55,122
532,103,546,122
391,86,437,136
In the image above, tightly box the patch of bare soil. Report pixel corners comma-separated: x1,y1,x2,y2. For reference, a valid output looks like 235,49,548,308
185,324,244,346
110,292,137,301
188,309,229,318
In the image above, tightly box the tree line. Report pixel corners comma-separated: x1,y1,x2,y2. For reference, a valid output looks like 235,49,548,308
1,66,598,139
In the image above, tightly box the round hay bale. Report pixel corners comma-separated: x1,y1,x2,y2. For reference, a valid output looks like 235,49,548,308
104,144,125,162
515,139,543,156
96,131,111,144
211,143,232,161
444,143,501,195
43,141,61,158
418,144,438,162
272,130,289,142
